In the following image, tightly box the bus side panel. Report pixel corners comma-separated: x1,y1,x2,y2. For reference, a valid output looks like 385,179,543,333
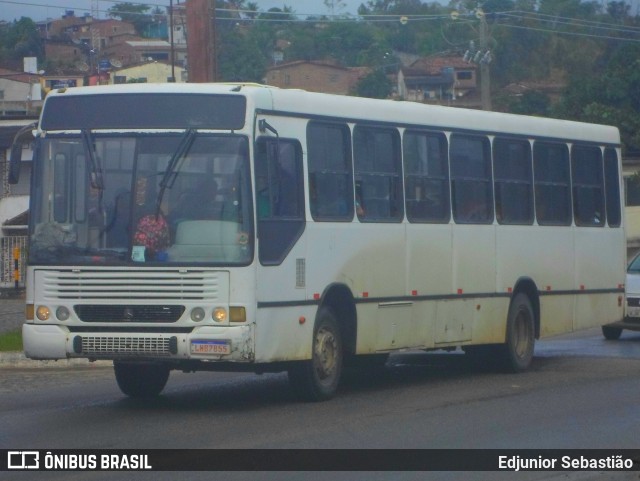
305,222,408,353
406,223,452,349
443,224,495,345
253,305,316,363
496,225,575,337
573,227,625,330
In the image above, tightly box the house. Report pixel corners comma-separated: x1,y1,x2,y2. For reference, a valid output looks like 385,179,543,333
103,40,172,69
111,61,187,84
41,72,87,92
397,56,478,106
0,118,35,287
265,61,370,95
0,69,43,116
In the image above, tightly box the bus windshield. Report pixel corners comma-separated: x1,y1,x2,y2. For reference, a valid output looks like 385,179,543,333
29,133,253,265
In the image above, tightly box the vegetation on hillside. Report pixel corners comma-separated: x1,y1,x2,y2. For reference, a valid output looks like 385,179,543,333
2,0,640,152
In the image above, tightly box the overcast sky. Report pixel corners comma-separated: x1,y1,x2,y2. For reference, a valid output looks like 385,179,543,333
0,0,369,22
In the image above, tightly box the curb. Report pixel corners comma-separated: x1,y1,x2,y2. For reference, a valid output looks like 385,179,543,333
0,351,112,369
0,289,25,299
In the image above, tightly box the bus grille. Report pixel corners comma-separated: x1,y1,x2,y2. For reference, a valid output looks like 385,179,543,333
79,336,173,356
37,268,228,302
74,305,185,323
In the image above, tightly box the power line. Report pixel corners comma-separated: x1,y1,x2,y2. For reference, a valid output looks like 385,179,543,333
3,0,640,44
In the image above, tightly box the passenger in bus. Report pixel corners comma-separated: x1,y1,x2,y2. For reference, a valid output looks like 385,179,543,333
356,194,365,217
105,189,131,247
459,195,488,222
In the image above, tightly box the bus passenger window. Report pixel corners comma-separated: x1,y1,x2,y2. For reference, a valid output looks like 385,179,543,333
255,137,305,265
604,148,621,227
354,126,403,223
571,145,605,227
450,134,493,224
307,122,353,221
534,142,571,226
403,131,450,223
493,138,533,225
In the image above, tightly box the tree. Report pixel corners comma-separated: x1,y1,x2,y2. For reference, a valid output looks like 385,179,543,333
507,90,550,116
107,2,153,35
0,17,43,63
354,69,392,98
553,43,640,155
324,0,347,16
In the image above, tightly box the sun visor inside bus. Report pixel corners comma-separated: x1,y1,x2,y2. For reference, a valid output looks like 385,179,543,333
41,94,246,131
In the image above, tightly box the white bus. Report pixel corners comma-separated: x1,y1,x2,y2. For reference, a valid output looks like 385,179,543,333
10,83,626,401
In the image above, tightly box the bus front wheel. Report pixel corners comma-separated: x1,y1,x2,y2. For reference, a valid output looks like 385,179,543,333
501,293,535,373
113,361,170,398
602,325,622,340
288,307,343,402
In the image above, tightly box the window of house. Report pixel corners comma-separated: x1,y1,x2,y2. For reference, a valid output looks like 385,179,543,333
403,130,450,223
493,137,534,225
456,71,473,80
307,122,353,221
534,141,572,225
571,144,605,227
354,126,403,222
114,76,126,84
450,133,493,224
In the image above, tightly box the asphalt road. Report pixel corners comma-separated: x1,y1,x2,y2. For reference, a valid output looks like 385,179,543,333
1,327,639,481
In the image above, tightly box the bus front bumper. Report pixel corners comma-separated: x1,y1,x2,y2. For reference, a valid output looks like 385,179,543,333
22,323,255,362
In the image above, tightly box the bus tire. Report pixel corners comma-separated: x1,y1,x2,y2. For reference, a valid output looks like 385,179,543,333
602,325,622,340
288,307,343,402
114,361,170,398
501,293,535,373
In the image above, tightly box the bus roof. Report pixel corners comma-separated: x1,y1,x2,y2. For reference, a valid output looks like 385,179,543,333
43,83,620,145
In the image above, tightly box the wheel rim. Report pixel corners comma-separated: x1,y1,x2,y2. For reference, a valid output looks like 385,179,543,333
313,326,338,382
513,307,531,360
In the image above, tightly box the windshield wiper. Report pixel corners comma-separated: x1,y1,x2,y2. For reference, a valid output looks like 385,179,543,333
156,128,197,216
82,129,103,190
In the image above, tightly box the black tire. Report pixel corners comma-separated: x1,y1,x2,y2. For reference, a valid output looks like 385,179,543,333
602,325,623,341
288,307,343,402
113,361,170,398
500,293,535,373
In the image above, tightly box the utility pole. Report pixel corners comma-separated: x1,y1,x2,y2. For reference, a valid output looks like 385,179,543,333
478,11,492,111
169,0,175,82
186,0,217,83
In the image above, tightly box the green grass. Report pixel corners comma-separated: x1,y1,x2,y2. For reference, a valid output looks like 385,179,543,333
0,329,22,352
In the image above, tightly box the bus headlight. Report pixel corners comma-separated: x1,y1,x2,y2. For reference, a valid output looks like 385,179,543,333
56,306,70,321
36,306,51,321
212,307,227,322
190,307,206,322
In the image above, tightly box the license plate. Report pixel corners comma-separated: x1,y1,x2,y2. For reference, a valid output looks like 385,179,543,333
191,340,231,355
628,306,640,318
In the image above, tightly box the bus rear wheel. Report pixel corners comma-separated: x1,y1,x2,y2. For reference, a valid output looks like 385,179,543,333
288,307,343,402
113,361,170,398
501,293,535,373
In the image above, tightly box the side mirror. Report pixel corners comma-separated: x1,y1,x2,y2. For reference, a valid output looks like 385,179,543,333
8,123,36,185
8,142,22,184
